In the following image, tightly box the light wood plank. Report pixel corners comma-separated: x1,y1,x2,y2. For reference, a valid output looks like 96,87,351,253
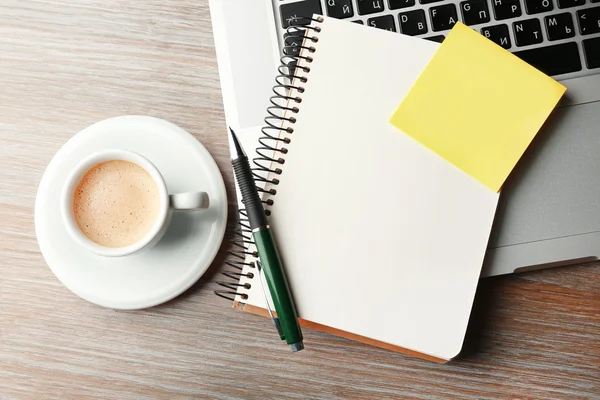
0,1,598,398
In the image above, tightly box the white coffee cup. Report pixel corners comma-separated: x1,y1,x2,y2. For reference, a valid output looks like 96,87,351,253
61,149,209,257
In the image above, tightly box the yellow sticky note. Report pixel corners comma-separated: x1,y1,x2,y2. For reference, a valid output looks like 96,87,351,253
390,22,566,192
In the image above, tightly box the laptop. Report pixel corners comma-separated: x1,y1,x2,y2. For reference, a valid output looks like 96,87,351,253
209,0,600,277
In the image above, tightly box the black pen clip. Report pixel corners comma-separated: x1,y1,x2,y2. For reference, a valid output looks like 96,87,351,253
255,260,285,340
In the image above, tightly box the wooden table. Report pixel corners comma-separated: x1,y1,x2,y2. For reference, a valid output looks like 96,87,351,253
1,1,598,398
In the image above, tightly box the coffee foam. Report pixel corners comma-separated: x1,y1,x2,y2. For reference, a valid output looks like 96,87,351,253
73,160,160,248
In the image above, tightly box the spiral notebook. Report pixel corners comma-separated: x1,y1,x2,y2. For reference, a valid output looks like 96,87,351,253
219,16,500,362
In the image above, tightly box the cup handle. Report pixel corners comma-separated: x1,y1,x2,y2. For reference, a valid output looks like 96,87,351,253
169,192,210,211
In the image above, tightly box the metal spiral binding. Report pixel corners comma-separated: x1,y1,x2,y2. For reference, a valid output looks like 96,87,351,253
215,15,324,302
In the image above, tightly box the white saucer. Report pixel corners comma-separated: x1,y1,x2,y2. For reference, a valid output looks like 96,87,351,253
35,116,228,309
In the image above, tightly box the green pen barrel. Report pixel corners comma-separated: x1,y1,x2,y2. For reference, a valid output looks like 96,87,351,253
252,229,304,349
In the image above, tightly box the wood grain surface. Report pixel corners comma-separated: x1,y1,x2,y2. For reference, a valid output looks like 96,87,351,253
0,1,598,398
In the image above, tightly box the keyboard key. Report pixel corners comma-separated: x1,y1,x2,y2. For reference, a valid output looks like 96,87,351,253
283,31,306,56
577,7,600,35
420,0,444,4
389,0,416,9
592,0,600,3
460,0,491,25
368,14,397,30
430,4,459,31
514,42,581,75
557,0,585,8
525,0,554,14
357,0,386,15
481,23,512,48
426,35,446,42
398,10,429,35
545,13,576,40
287,60,299,77
513,18,544,46
326,0,354,18
280,0,323,28
583,37,600,68
352,20,365,23
492,0,522,20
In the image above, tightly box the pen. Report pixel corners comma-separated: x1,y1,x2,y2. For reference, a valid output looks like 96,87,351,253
254,260,285,340
228,127,304,352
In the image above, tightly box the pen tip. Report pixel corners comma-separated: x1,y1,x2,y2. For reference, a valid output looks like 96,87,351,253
228,126,245,158
228,126,238,142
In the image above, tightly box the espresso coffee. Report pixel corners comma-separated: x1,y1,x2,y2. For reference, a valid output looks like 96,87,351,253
73,160,160,248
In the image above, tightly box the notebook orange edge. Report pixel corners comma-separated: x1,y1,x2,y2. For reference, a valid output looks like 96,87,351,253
233,301,448,364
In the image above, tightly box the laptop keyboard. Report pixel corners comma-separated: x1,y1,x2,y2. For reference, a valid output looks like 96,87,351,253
277,0,600,79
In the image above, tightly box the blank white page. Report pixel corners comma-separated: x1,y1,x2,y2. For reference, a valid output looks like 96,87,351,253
241,17,499,360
